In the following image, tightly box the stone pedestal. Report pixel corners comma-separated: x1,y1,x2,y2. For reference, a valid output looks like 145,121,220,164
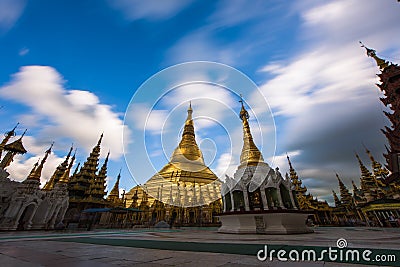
218,211,313,234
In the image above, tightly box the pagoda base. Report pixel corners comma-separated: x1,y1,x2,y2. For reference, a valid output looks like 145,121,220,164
217,211,313,235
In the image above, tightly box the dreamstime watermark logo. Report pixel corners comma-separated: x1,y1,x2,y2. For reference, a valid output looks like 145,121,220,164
336,237,347,249
123,61,276,207
257,238,397,264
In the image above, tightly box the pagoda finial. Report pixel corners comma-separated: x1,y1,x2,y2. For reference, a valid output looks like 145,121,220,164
27,158,40,179
286,153,294,170
239,94,249,121
170,101,205,164
67,144,73,158
97,133,104,146
72,162,80,175
360,41,389,70
332,190,341,207
44,144,73,189
20,129,27,138
59,149,76,184
238,95,263,166
352,180,358,190
31,143,53,181
187,101,193,121
0,123,19,159
108,170,121,201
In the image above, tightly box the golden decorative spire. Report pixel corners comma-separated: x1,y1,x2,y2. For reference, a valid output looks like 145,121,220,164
30,143,53,181
355,153,381,202
170,102,204,164
70,133,103,199
287,154,307,194
0,129,27,169
44,144,73,190
364,146,389,181
0,123,18,159
238,96,264,167
59,148,76,183
360,41,389,70
335,173,353,208
352,180,358,191
332,190,341,207
108,169,121,201
85,150,108,200
26,158,40,180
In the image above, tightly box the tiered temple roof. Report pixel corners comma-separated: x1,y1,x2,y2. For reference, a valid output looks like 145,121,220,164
68,134,106,204
361,42,400,185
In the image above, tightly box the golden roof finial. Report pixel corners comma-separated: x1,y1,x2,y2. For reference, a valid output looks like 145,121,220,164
27,158,40,180
59,149,76,184
97,133,104,146
238,95,264,166
170,102,205,164
108,170,121,200
31,143,53,181
0,123,19,158
239,94,249,121
187,101,193,122
360,41,389,70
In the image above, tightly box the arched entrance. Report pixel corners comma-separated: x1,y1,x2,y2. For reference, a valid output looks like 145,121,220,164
17,204,36,230
279,184,293,209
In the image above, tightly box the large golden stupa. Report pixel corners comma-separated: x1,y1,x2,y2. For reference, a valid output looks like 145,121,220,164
125,103,222,209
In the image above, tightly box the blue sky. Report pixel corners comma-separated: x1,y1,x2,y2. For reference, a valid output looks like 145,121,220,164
0,0,399,204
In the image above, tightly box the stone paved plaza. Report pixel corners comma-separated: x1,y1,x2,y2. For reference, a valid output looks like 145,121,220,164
0,227,399,266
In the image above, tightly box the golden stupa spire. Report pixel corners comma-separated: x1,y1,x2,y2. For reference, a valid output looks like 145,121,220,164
59,148,76,184
0,129,27,169
26,158,40,180
364,146,389,180
360,41,389,70
0,123,18,159
335,173,354,208
239,95,264,166
110,170,121,195
142,101,220,207
287,154,307,194
108,169,121,202
170,102,205,165
44,144,73,190
30,143,53,181
332,190,341,207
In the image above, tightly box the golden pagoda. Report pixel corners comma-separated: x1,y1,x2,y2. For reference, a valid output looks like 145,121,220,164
286,155,332,224
356,153,381,202
21,143,53,190
107,170,125,207
287,155,312,209
336,173,354,210
68,134,107,206
128,103,222,207
125,103,222,226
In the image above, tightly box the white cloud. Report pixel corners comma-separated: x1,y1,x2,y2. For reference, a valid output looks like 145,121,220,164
214,152,236,180
18,47,29,56
0,0,26,32
160,83,236,130
252,0,400,203
0,66,130,161
167,30,236,65
129,103,169,134
107,0,194,21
